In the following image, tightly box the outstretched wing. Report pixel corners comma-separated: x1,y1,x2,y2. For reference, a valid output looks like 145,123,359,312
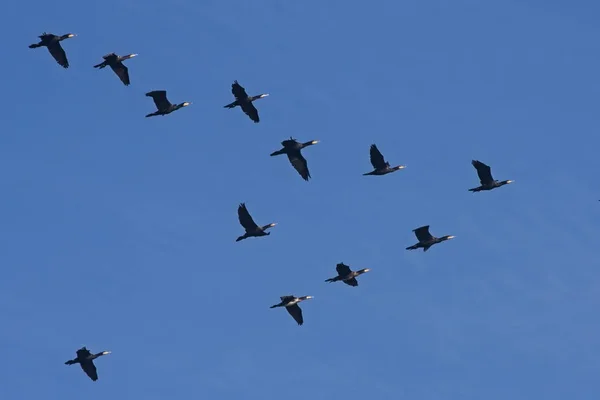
280,295,294,302
286,304,304,325
110,62,130,86
413,225,433,242
335,263,352,277
287,151,310,181
238,203,259,231
369,144,387,170
231,80,249,100
343,277,359,287
47,42,69,68
146,91,171,110
80,361,98,381
240,102,259,123
472,160,494,185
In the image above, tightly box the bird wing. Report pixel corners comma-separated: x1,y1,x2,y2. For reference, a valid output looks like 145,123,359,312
231,81,249,100
102,52,117,60
240,102,260,123
369,144,387,170
110,62,130,86
76,348,91,358
147,91,171,110
80,361,98,381
287,151,310,181
280,295,294,302
414,225,433,242
343,277,359,287
238,203,259,231
286,304,304,325
335,263,352,277
472,160,494,185
47,43,69,68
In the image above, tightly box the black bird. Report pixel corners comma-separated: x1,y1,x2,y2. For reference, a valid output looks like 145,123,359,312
363,144,406,176
406,225,455,252
93,53,137,86
270,137,319,181
29,32,76,68
64,347,111,381
236,203,276,242
145,90,191,117
224,80,269,123
270,295,314,326
325,262,370,287
469,160,513,192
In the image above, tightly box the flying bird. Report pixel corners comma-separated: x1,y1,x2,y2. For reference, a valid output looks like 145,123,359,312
325,263,370,287
406,225,455,252
29,32,76,68
469,160,513,192
270,295,313,325
270,137,319,181
236,203,276,242
93,53,137,86
145,90,191,117
224,80,268,123
64,347,111,381
363,144,406,176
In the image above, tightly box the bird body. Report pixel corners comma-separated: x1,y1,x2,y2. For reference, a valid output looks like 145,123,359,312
94,53,137,85
270,295,314,325
469,160,513,192
325,263,370,287
363,144,405,176
224,80,268,123
29,32,76,68
235,203,276,241
145,90,190,117
406,225,455,252
270,137,319,181
64,347,111,381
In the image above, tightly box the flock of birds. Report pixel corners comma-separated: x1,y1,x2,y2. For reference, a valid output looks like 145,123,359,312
30,31,515,383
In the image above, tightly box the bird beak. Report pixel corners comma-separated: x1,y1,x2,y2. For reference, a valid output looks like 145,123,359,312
269,223,277,227
260,94,269,98
102,351,111,355
364,268,371,272
507,180,514,183
447,236,456,239
183,102,191,106
129,54,138,58
67,34,76,38
306,296,314,299
311,140,319,144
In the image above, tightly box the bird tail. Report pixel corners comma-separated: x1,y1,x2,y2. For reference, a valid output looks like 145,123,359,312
468,186,481,192
29,43,41,48
93,62,107,69
325,277,338,283
269,304,280,308
236,235,246,242
223,101,238,109
406,244,418,251
64,359,78,365
145,112,158,118
363,171,376,176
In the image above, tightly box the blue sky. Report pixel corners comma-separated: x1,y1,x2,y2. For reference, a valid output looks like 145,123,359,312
1,0,600,398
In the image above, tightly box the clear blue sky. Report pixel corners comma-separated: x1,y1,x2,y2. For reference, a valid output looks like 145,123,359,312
1,0,599,399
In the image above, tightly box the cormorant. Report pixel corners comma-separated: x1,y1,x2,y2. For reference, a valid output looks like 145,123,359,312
93,53,137,86
64,347,111,381
145,90,191,117
469,160,513,192
270,137,319,181
270,295,313,326
29,32,76,68
325,262,370,287
236,203,276,242
406,225,455,252
224,80,268,123
363,144,406,176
